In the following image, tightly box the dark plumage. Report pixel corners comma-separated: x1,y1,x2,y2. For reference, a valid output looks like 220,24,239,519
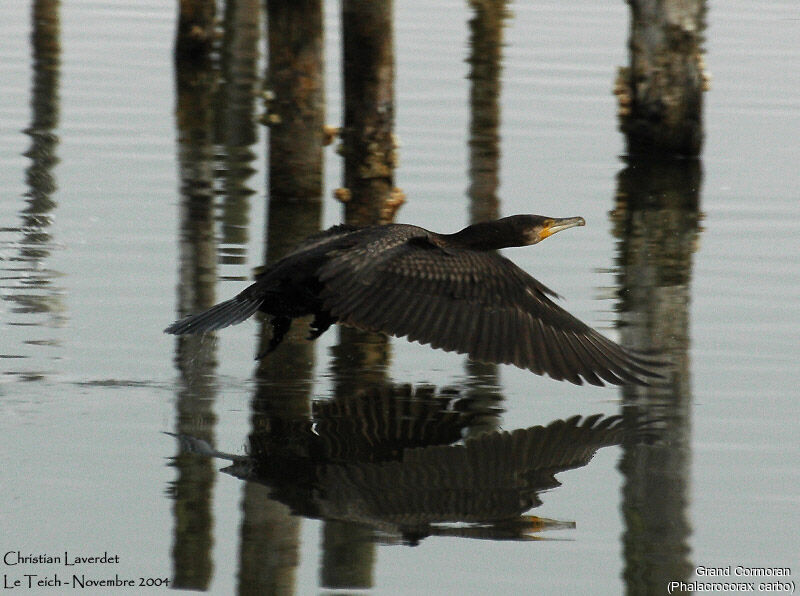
165,214,661,385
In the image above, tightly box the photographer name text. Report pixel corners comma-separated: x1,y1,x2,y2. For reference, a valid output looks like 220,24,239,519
4,552,119,567
2,551,169,590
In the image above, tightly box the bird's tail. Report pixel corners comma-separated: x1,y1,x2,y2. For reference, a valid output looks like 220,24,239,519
164,291,263,335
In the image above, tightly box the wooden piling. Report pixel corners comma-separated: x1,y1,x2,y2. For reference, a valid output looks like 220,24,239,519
264,0,326,208
175,0,217,60
340,0,399,225
616,0,708,158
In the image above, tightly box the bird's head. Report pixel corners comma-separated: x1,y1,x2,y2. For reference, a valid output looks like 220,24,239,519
507,214,586,245
446,214,586,250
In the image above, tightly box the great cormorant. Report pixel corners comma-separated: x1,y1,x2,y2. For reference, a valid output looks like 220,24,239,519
165,214,660,385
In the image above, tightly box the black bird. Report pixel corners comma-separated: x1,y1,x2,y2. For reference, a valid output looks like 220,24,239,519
165,214,660,385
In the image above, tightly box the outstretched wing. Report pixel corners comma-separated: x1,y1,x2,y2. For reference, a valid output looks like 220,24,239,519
318,236,659,386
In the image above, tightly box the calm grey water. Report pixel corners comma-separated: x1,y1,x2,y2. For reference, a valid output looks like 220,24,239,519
1,1,798,595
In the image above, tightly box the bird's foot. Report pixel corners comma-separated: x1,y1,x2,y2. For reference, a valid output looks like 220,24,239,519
255,316,291,359
307,312,335,340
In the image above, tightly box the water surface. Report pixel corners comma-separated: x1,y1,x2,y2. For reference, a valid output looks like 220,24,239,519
1,1,798,594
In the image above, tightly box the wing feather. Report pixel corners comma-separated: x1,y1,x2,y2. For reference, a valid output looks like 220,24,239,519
164,290,264,335
318,236,659,385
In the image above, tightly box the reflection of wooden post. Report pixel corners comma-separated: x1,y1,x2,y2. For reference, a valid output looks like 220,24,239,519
238,484,301,596
13,0,62,328
171,59,219,593
325,328,387,591
616,1,708,157
175,0,216,60
217,0,260,261
464,0,509,434
611,160,702,595
340,0,400,224
321,521,376,589
467,0,507,223
27,0,61,197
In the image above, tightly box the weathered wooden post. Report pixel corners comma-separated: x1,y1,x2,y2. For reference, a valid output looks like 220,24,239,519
615,0,709,157
175,0,216,60
263,0,326,210
339,0,402,225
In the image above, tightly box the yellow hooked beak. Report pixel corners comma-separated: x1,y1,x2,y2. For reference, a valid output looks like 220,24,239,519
537,216,586,241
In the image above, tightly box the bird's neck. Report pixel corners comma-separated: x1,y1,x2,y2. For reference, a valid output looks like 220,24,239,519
442,220,514,251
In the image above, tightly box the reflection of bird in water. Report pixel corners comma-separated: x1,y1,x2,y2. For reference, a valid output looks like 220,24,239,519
165,214,659,385
171,384,638,544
